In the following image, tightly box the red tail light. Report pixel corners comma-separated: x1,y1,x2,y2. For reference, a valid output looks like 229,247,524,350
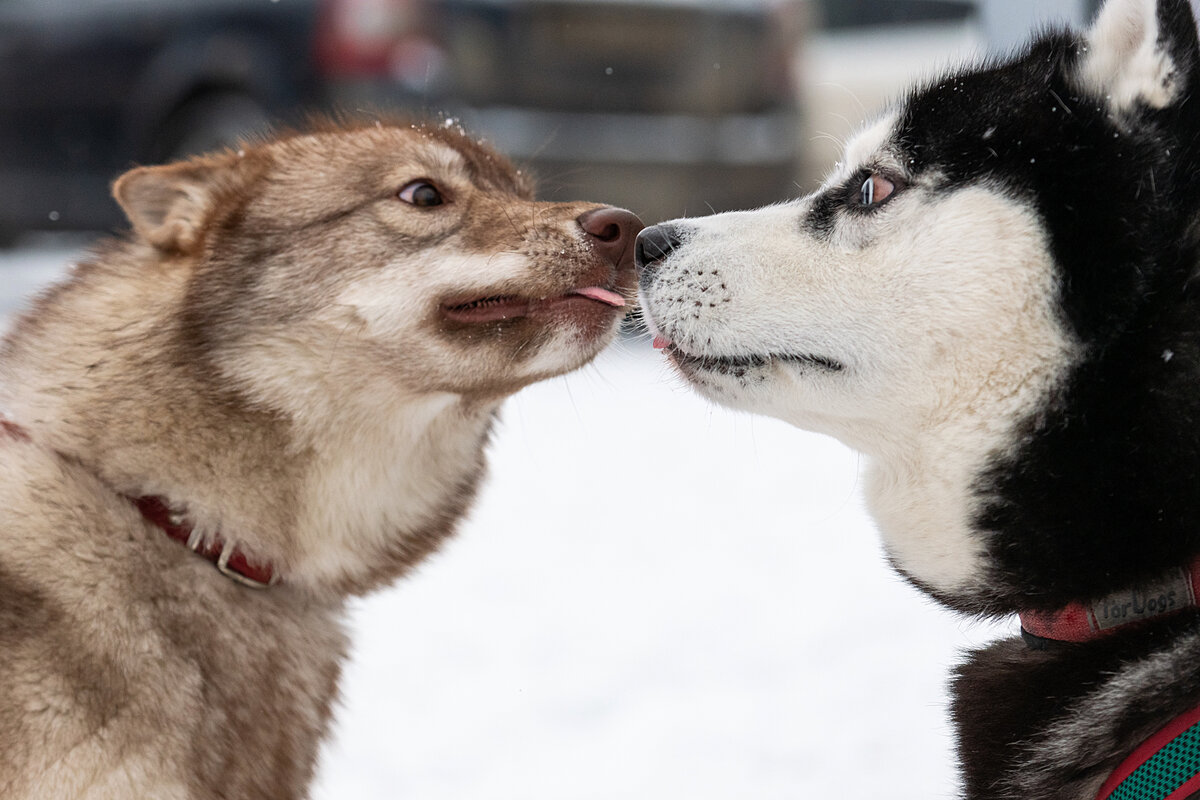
314,0,446,88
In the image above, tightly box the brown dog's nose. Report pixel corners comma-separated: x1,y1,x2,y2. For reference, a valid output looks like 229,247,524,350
577,207,644,266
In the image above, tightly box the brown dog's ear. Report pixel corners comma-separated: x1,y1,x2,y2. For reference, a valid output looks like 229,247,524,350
112,155,246,253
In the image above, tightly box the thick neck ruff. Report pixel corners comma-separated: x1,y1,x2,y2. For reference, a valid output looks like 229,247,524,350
1019,557,1200,646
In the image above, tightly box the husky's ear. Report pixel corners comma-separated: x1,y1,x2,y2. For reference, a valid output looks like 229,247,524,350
112,154,249,254
1076,0,1200,113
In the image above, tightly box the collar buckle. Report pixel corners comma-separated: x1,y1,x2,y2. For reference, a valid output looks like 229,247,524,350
129,494,280,589
216,541,279,589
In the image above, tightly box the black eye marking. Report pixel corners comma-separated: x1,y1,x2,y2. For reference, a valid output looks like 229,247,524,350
398,180,446,208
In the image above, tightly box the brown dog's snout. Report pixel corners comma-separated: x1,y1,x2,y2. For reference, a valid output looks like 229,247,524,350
577,207,644,267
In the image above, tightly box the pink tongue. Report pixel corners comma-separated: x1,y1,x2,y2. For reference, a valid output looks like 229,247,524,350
652,335,670,350
571,286,626,307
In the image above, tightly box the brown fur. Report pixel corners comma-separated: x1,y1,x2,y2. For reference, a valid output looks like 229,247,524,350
0,118,640,798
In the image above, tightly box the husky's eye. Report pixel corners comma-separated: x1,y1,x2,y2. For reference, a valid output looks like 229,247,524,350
398,180,445,208
858,173,897,207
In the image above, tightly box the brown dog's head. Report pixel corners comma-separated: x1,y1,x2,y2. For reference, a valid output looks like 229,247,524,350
112,118,642,409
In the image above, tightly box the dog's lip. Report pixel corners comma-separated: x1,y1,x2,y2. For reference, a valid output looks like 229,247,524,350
661,341,844,374
440,284,627,324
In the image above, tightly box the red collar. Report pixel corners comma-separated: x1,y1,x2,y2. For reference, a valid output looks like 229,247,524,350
2,418,278,588
129,495,279,589
1019,556,1200,644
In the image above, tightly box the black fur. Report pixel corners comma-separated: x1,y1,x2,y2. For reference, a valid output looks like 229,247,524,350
808,0,1200,618
873,1,1200,796
896,0,1200,615
954,611,1200,799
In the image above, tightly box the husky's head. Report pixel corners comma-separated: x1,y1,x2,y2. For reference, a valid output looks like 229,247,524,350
637,0,1200,613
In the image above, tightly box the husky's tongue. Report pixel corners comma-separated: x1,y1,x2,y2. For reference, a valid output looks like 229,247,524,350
570,286,626,307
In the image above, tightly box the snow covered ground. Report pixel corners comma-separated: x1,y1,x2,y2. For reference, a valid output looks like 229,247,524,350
1,239,1014,799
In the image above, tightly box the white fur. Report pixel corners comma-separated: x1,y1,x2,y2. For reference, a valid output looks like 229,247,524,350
519,333,584,377
640,125,1079,595
30,756,189,800
830,113,898,185
335,251,536,339
292,391,493,586
1077,0,1180,112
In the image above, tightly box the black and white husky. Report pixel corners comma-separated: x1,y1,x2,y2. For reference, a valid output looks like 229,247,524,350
637,0,1200,797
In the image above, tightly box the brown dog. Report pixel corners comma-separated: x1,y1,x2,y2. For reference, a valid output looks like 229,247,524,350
0,119,640,799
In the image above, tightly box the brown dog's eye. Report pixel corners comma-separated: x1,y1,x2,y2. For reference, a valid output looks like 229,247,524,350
398,180,445,208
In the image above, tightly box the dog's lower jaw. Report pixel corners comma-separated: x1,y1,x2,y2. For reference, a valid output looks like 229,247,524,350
652,347,831,422
660,340,839,372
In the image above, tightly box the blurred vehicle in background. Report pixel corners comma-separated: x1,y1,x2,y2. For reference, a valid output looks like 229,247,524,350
0,0,806,242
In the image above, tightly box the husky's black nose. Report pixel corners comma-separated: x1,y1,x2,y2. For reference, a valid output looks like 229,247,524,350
634,225,682,274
